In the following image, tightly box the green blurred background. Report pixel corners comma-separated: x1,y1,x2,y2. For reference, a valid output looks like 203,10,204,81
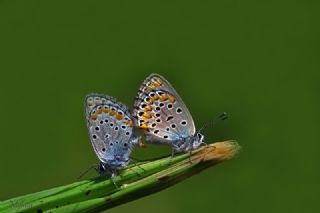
0,0,319,212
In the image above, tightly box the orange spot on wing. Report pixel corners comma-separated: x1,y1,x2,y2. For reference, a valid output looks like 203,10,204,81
160,95,168,101
154,79,162,86
141,113,152,119
90,114,97,120
144,105,152,111
140,123,148,129
109,110,116,116
168,95,176,103
127,120,133,127
153,95,159,100
148,84,156,89
147,99,154,105
116,113,124,120
102,108,109,113
97,109,103,114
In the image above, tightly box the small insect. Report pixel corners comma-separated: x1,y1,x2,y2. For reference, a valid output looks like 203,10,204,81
85,94,140,179
133,73,207,154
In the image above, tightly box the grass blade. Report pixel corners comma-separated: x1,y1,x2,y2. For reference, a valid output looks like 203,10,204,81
0,141,240,213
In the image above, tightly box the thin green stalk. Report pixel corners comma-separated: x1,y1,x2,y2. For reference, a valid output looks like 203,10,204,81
0,141,240,213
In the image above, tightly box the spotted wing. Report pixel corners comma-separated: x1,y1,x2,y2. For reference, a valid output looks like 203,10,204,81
85,94,134,164
133,74,196,144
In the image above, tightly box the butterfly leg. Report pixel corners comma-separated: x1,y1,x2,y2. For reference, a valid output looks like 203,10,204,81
129,158,146,172
110,170,119,189
127,164,144,176
96,166,119,188
131,135,146,148
201,141,208,147
171,147,176,158
188,150,192,163
77,164,99,180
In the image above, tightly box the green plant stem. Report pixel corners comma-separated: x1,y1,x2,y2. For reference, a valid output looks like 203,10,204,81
0,141,240,213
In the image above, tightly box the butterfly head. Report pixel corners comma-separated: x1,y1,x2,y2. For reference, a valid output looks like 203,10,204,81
186,132,205,151
192,132,205,149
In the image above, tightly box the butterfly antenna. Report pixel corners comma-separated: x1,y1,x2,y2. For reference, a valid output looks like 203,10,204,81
77,164,98,180
198,112,228,134
130,156,142,162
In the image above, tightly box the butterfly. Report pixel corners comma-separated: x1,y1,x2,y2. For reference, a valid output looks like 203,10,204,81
133,73,205,153
85,94,140,179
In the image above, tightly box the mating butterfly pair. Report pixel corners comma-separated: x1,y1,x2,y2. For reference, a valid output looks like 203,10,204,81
85,73,205,178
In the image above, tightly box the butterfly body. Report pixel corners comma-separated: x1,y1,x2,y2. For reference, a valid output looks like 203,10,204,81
133,74,204,152
85,94,139,176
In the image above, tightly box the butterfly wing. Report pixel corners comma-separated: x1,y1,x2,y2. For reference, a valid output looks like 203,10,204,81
133,74,196,145
85,94,135,167
85,94,128,122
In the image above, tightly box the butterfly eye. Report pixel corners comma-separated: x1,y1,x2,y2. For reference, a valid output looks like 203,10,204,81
197,133,204,141
198,134,201,139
